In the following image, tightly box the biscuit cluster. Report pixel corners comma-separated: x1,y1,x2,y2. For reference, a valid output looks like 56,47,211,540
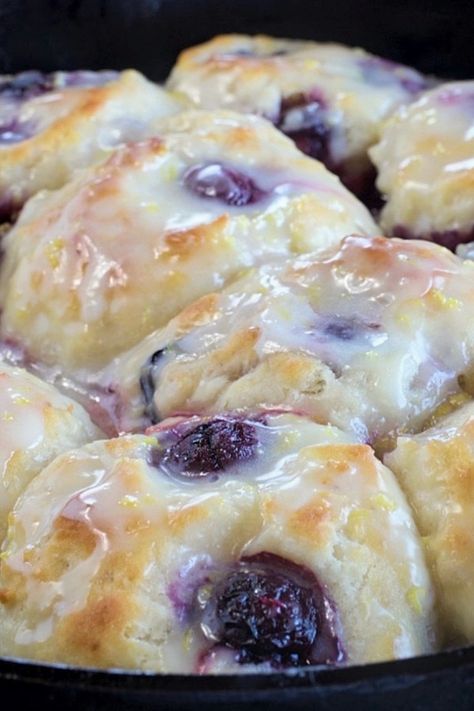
0,35,473,674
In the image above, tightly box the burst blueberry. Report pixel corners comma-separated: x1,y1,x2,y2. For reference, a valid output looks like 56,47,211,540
162,418,258,477
200,553,343,667
321,315,382,343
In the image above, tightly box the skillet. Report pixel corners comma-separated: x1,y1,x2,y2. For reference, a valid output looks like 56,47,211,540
0,1,473,707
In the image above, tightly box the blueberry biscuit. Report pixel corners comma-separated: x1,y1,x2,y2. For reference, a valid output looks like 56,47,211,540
167,34,426,198
0,411,435,671
0,361,101,542
0,69,181,220
370,81,474,250
386,400,474,646
0,110,376,372
102,235,474,449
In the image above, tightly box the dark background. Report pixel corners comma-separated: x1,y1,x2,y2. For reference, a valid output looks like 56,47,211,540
0,0,472,80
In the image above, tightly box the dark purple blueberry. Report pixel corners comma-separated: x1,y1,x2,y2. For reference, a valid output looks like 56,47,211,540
338,165,385,215
276,92,332,165
0,194,19,223
200,552,344,667
0,117,35,144
324,319,358,341
359,56,427,95
61,70,118,88
321,316,383,343
275,93,384,205
392,223,474,252
0,71,54,101
217,50,256,59
391,224,416,241
217,49,287,60
183,163,266,207
154,417,259,480
139,348,167,425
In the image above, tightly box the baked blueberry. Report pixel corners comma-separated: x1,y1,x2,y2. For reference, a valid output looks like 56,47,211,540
152,417,259,479
139,348,167,424
392,224,474,252
319,316,384,346
183,163,266,207
0,71,54,101
276,92,331,166
200,553,340,667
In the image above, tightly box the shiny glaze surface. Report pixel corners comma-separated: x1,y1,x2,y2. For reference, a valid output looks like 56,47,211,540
104,235,474,448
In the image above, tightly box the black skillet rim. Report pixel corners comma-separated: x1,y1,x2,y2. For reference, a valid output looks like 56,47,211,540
1,644,473,694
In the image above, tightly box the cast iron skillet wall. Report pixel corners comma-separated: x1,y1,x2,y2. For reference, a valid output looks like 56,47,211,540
0,0,473,79
0,0,474,709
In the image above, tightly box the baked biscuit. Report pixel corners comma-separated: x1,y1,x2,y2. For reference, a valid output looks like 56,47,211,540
0,411,435,671
370,82,474,250
0,361,101,542
0,110,377,371
167,34,426,197
386,401,474,646
102,235,474,448
0,69,180,219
